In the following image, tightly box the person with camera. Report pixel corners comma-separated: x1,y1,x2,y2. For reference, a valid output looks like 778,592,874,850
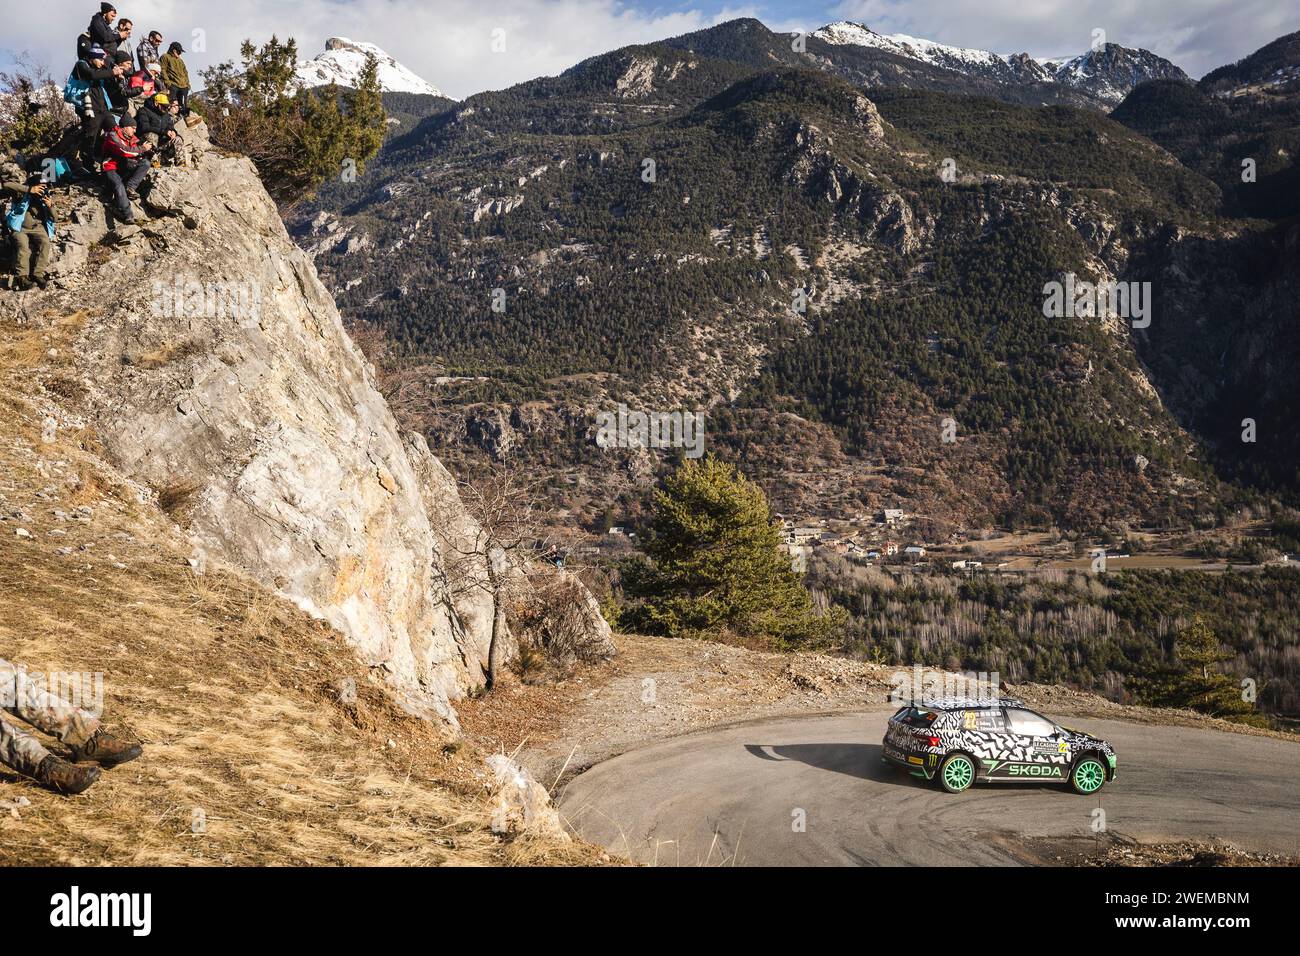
114,17,136,65
137,92,185,166
1,160,57,290
100,115,152,224
106,49,151,118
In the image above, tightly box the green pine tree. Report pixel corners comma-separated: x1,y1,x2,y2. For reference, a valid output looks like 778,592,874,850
197,37,387,205
622,456,840,646
1132,615,1255,718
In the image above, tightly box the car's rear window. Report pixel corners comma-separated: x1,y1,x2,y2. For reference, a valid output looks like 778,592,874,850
897,707,939,728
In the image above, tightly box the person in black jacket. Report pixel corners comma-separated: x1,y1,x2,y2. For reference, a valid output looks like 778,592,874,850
105,50,142,117
72,47,127,174
86,4,119,56
136,92,188,164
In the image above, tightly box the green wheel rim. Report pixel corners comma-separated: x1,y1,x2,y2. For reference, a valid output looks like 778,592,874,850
943,756,974,791
1075,759,1105,793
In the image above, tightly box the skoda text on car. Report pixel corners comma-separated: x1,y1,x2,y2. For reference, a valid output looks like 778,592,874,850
882,697,1117,794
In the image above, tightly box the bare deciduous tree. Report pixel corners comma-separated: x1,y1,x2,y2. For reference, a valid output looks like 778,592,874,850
434,467,544,690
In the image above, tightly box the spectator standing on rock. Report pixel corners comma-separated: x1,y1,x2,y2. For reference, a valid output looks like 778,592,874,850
160,42,190,114
136,29,162,76
0,657,141,795
83,3,118,58
114,18,136,66
2,159,56,290
101,115,152,223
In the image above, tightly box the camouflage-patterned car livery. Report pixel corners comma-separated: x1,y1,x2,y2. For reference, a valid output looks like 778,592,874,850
882,696,1117,794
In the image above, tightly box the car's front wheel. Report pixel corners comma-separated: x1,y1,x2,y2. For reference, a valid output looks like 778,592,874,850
1070,756,1107,795
938,753,976,793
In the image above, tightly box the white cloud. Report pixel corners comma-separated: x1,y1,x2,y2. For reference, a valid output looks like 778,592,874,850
829,0,1294,78
1,0,779,98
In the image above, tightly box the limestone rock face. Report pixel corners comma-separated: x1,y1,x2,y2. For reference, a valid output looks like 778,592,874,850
7,123,513,727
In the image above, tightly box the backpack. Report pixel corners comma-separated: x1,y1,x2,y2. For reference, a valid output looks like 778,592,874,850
128,71,156,97
62,62,91,105
62,61,112,113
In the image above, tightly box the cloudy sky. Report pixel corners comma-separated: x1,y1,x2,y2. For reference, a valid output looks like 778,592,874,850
2,0,1292,98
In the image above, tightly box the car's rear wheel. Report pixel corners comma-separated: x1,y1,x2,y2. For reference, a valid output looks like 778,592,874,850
938,753,975,793
1070,756,1107,795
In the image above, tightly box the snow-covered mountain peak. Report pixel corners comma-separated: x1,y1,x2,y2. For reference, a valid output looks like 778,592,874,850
812,22,1188,105
294,38,450,98
814,21,1006,70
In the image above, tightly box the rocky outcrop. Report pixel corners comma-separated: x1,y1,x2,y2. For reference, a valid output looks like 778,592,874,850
0,123,606,728
485,755,568,841
471,194,525,223
786,119,923,253
615,56,659,99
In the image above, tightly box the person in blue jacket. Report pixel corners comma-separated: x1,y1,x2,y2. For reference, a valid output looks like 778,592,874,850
2,161,57,290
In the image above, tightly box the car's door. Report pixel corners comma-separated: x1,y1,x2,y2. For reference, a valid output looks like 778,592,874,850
959,706,1011,776
1003,707,1069,780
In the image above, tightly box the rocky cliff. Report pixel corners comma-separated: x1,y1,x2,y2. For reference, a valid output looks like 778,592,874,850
1,123,610,727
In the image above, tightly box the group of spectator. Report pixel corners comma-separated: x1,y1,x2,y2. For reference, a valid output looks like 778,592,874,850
3,3,202,289
72,3,195,180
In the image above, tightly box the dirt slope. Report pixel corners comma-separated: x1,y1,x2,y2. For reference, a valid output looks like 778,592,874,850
0,311,595,865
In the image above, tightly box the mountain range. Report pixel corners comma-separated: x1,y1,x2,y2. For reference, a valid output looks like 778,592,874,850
812,21,1190,105
290,18,1300,537
294,19,1189,111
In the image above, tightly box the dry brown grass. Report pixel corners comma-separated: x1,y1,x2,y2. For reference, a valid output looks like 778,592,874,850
155,480,201,517
126,339,200,370
0,313,603,866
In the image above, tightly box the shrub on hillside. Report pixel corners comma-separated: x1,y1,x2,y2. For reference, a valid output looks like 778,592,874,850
0,57,75,156
1130,615,1260,721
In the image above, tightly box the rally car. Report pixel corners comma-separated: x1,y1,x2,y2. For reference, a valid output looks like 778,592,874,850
882,697,1116,794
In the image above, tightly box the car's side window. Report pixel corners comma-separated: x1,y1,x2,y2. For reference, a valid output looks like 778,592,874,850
963,708,1006,732
1006,708,1056,737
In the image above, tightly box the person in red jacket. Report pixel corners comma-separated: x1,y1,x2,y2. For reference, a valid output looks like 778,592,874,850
100,115,152,223
118,64,157,120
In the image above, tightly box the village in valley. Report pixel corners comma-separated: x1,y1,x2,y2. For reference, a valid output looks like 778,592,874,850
531,496,1300,577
